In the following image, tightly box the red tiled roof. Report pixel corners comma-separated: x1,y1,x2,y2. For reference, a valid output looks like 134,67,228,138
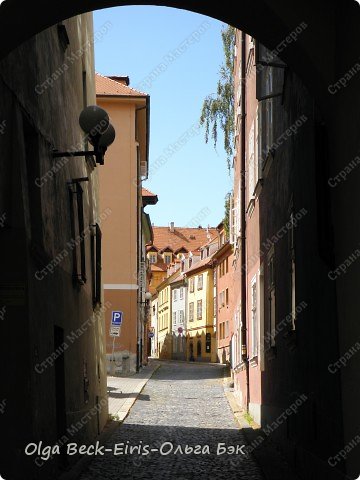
95,73,148,97
151,226,218,253
151,265,167,272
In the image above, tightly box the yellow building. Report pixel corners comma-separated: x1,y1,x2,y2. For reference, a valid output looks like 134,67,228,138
185,249,217,363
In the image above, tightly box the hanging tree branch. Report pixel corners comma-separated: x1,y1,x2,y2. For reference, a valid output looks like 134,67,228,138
200,24,235,171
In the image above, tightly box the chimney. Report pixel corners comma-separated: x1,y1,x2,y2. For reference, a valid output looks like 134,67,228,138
109,75,130,86
169,222,175,232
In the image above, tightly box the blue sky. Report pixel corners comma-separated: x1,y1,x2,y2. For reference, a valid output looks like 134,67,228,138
93,6,233,228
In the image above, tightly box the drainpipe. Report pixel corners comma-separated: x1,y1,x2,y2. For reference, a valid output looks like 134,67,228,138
240,30,250,412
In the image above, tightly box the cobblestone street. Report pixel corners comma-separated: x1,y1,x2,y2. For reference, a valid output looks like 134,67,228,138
78,362,264,480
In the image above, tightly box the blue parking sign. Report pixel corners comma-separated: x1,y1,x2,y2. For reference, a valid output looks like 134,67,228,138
111,311,123,326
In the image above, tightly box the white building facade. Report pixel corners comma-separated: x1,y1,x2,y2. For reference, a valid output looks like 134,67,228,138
171,273,187,360
150,295,158,357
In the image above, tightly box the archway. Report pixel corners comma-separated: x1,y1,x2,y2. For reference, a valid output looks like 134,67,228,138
1,0,360,124
1,1,360,479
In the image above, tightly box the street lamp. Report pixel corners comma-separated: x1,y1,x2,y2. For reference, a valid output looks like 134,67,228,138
52,105,116,165
140,291,152,324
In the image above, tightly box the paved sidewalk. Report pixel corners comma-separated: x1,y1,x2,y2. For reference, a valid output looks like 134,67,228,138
107,361,160,421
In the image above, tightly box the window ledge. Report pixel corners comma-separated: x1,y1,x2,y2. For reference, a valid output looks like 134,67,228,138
247,197,255,217
262,149,275,179
249,355,258,367
254,178,263,198
233,361,247,373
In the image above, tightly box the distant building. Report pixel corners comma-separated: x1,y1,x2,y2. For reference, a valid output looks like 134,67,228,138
147,223,218,294
148,223,217,359
185,239,218,362
212,223,234,364
169,270,187,361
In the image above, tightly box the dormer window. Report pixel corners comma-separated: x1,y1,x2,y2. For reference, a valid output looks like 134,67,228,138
149,253,157,264
164,253,172,264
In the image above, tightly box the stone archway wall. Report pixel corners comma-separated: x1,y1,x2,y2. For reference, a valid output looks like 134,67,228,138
0,0,352,123
1,0,360,476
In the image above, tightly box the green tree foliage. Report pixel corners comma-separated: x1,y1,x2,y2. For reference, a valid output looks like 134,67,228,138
200,25,235,171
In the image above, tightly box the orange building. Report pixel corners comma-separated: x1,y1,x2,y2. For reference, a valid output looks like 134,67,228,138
96,73,152,374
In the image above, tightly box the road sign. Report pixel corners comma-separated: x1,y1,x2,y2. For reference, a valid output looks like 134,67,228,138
110,326,121,337
148,332,155,338
111,311,123,326
178,327,183,334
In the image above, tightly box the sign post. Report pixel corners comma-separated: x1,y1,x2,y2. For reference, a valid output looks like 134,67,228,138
110,311,123,376
110,311,123,337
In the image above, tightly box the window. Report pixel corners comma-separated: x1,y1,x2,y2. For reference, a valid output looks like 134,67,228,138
91,223,102,307
268,252,276,347
189,302,194,321
197,300,202,320
149,253,157,264
164,253,172,264
179,310,184,324
197,274,203,290
229,187,241,246
225,257,229,274
225,288,229,307
233,305,242,366
219,322,224,340
265,97,274,154
173,312,177,325
68,180,87,285
251,277,258,357
173,289,177,301
219,291,225,308
225,320,230,338
180,287,184,300
189,277,194,293
248,120,255,201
